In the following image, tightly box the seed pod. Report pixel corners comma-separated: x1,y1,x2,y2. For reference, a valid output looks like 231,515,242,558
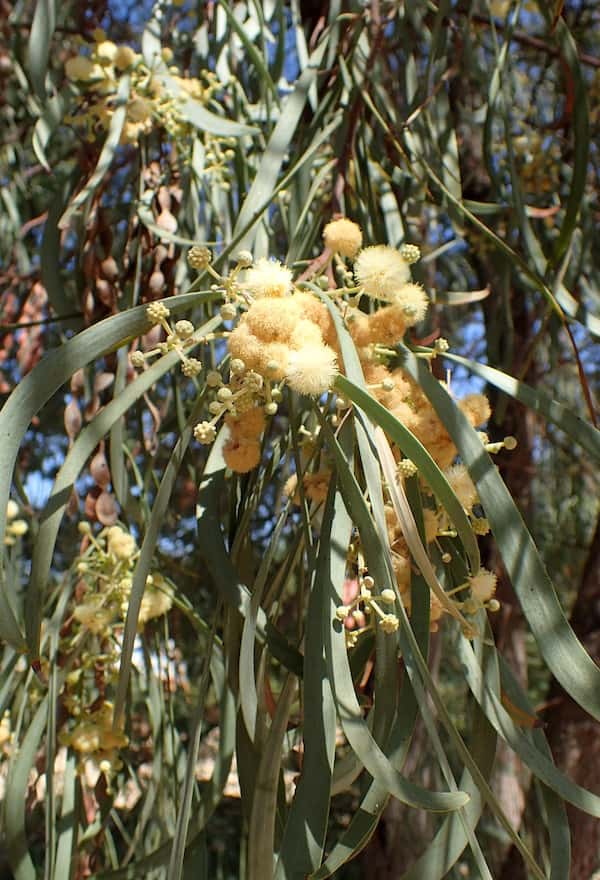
96,491,119,526
156,210,177,234
90,449,111,488
100,256,119,282
149,270,165,295
64,399,82,441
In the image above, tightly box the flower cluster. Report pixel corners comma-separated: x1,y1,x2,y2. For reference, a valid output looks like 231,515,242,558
64,34,225,152
59,702,128,790
336,576,400,648
73,522,173,633
137,218,510,636
4,500,28,546
57,522,173,784
228,293,338,395
130,303,204,378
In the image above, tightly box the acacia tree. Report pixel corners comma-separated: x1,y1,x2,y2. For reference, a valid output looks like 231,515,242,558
1,1,600,879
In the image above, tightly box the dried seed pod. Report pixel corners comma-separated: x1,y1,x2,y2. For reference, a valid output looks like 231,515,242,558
157,186,172,211
149,270,165,295
70,369,85,395
95,491,118,526
95,278,114,307
100,256,119,282
64,399,82,441
156,210,177,234
84,489,99,520
153,244,169,267
90,449,111,488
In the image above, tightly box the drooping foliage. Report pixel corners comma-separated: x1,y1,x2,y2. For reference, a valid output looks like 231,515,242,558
1,1,600,878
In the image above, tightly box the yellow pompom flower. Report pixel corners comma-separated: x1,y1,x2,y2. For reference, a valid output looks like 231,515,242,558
139,576,173,625
225,408,266,439
242,258,293,298
73,601,114,635
460,393,492,427
65,55,98,82
114,45,137,70
469,569,497,602
354,245,411,301
6,500,19,520
128,96,153,124
106,525,137,561
285,344,338,397
395,282,429,324
96,40,117,62
444,464,478,513
223,437,262,473
323,218,363,258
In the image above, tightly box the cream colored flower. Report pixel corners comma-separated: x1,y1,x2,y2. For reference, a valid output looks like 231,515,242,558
65,55,98,82
96,40,117,62
469,569,497,602
106,526,136,561
128,97,153,124
395,282,429,324
74,601,114,634
8,519,28,537
444,464,478,513
323,218,363,258
380,614,400,633
0,712,11,749
6,500,18,520
114,45,137,70
242,258,293,298
139,576,173,624
354,245,411,301
285,344,337,396
147,301,170,324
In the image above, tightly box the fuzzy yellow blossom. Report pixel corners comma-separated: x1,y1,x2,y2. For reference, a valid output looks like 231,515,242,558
228,296,333,384
460,394,491,427
139,576,173,625
96,40,117,62
225,408,266,439
128,96,153,124
391,552,411,592
283,474,298,499
323,218,363,258
244,298,301,341
114,45,137,70
423,508,441,543
6,500,19,520
430,594,444,632
285,344,337,396
364,304,407,345
290,292,331,337
0,712,11,749
8,519,28,537
394,282,429,324
242,258,293,298
285,471,331,505
469,569,497,602
106,526,136,561
62,703,128,755
354,245,411,301
444,464,478,513
65,55,98,81
290,319,324,350
74,601,114,634
303,472,331,503
223,437,262,473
